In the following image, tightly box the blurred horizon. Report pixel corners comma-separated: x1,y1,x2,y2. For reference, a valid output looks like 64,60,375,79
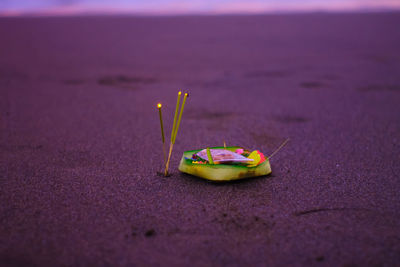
1,0,400,16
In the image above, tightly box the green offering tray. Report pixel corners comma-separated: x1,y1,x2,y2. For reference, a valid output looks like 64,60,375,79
178,146,272,182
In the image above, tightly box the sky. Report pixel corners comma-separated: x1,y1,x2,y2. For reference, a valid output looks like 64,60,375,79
1,0,400,16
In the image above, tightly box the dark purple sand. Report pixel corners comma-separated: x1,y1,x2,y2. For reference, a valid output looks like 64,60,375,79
1,13,400,266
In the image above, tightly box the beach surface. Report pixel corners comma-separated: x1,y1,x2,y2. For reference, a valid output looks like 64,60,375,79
1,13,400,266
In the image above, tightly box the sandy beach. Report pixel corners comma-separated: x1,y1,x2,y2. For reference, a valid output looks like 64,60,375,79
1,12,400,266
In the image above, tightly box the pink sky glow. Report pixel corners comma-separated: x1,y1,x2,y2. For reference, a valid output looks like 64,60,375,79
1,0,400,16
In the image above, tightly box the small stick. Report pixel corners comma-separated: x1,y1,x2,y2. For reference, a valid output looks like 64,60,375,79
172,93,188,144
165,144,173,176
206,147,214,164
165,91,182,176
157,103,166,165
171,91,181,144
268,138,290,159
223,140,226,149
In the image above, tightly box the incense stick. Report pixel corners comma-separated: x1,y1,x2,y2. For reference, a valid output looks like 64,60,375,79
165,91,184,176
157,103,166,165
170,91,181,144
172,93,188,144
164,144,173,176
268,138,290,159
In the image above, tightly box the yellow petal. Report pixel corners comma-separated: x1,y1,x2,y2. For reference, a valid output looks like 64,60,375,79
247,150,261,167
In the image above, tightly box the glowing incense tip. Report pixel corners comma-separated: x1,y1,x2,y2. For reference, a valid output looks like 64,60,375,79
157,103,165,143
178,91,182,95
